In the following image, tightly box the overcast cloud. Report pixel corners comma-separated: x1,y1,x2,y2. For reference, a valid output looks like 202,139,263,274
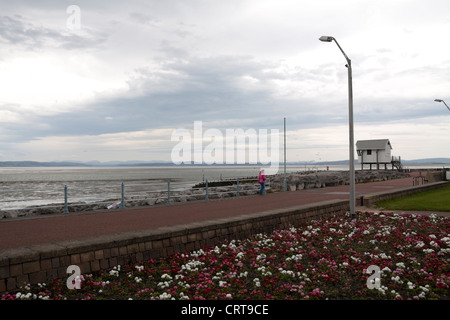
0,0,449,164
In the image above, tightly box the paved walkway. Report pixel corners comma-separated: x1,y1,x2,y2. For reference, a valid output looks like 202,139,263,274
0,174,448,250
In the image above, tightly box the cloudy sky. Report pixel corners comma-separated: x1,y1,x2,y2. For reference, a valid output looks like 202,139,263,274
0,0,449,165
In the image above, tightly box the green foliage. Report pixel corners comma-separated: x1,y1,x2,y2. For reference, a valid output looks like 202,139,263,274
376,185,450,212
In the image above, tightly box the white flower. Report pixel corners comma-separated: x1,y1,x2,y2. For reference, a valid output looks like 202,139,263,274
179,292,190,300
161,273,172,280
381,267,392,273
135,265,144,272
415,241,425,248
391,275,403,283
159,292,172,300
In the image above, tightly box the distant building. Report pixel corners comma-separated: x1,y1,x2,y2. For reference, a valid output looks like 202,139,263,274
356,139,402,170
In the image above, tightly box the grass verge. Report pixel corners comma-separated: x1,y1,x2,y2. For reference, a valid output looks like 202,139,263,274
376,185,450,212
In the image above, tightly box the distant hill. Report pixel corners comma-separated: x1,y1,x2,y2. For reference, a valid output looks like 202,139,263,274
0,161,91,167
401,158,450,165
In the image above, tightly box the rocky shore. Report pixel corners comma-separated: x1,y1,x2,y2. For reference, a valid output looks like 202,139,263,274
269,169,411,192
0,170,411,219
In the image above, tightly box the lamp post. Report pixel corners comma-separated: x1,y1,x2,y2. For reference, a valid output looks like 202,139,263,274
284,117,287,192
319,36,355,218
434,99,450,111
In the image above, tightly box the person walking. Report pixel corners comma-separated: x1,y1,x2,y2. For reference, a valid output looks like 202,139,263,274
258,169,266,195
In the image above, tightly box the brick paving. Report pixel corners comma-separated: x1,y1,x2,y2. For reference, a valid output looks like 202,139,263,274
0,173,448,250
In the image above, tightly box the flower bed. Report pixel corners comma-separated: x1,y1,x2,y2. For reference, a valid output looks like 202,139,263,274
2,212,449,300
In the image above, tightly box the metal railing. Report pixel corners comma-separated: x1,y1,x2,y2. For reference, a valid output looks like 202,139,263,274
0,177,270,215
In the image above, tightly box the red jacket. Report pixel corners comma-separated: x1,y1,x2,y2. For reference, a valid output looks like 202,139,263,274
259,172,266,183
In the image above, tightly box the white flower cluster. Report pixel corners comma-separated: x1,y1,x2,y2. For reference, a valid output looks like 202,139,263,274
109,265,121,277
157,273,173,289
418,285,430,298
212,271,222,281
415,241,425,248
15,292,35,299
286,253,302,262
159,292,174,300
391,275,403,284
235,252,245,260
441,236,450,246
298,272,311,282
257,266,272,277
179,292,190,300
303,226,321,236
181,259,204,272
376,285,389,295
226,239,239,251
15,283,50,300
135,265,144,272
278,268,295,277
256,253,267,261
257,237,275,247
190,248,206,258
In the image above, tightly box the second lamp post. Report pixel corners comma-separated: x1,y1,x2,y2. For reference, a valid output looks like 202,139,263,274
319,36,355,218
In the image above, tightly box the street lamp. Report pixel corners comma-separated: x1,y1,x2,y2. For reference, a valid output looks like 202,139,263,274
434,99,450,111
319,35,355,218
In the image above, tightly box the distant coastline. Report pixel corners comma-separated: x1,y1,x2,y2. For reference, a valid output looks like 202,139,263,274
1,158,450,168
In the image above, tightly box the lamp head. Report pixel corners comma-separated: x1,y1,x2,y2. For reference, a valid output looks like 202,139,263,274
434,99,443,102
319,36,334,42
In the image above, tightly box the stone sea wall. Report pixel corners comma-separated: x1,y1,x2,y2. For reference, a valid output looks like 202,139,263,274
269,170,411,192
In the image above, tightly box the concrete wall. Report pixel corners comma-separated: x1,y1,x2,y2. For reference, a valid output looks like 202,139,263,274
0,200,349,293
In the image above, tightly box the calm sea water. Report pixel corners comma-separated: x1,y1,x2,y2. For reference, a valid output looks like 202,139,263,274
0,164,445,211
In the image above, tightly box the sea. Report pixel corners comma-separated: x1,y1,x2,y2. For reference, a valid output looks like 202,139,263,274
0,164,446,211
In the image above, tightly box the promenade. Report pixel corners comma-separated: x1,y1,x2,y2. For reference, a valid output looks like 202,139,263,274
1,172,447,251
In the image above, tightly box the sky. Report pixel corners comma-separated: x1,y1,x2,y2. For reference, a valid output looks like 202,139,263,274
0,0,449,165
